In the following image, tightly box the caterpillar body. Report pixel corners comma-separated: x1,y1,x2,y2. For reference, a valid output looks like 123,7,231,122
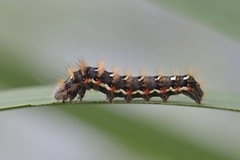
54,59,204,104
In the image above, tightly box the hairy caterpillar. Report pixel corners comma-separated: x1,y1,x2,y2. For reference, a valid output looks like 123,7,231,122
54,59,204,104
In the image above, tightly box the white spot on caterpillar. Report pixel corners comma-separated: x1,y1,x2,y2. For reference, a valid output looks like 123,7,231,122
123,76,129,81
138,76,144,81
183,75,190,80
155,76,161,81
170,76,176,81
109,73,114,77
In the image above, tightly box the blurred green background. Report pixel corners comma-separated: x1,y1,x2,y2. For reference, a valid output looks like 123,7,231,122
1,0,240,159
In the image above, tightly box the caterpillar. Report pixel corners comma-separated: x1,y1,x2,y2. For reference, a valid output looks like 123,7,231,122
54,59,204,104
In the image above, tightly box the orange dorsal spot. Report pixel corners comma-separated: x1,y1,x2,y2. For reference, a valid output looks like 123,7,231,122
110,86,116,92
95,79,101,85
187,86,192,91
143,88,150,95
125,89,132,95
174,87,180,92
160,87,166,93
84,78,90,83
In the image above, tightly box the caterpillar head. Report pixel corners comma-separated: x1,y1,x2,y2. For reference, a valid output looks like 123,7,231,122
54,79,69,101
54,67,80,102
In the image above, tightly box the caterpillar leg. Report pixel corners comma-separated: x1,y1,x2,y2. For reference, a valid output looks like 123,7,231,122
67,82,89,103
78,88,86,102
140,88,152,102
143,95,151,102
124,95,133,103
153,89,171,102
106,92,115,103
159,93,170,102
106,96,114,103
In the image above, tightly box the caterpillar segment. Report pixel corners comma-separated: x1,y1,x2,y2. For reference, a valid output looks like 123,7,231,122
54,60,204,104
122,74,141,103
106,68,125,103
138,75,158,102
154,75,172,102
181,74,204,104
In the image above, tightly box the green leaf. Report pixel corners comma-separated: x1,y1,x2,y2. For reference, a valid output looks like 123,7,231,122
1,85,240,159
0,85,53,109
